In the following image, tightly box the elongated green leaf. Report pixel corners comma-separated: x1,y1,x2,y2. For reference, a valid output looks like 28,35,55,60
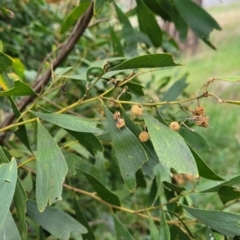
0,52,14,73
36,121,68,212
136,0,162,47
0,212,21,240
163,181,185,193
125,82,144,96
113,214,134,240
114,2,137,55
109,53,180,71
79,169,121,207
215,76,240,82
218,185,240,204
182,204,240,237
0,80,36,96
187,144,224,181
148,213,159,240
60,0,91,33
74,196,95,240
86,67,104,81
121,108,159,179
104,106,148,191
62,150,82,176
0,159,17,228
109,26,124,56
159,211,170,240
0,147,27,238
8,97,32,152
54,67,73,81
27,200,87,240
61,74,86,81
31,111,102,134
143,111,198,177
173,0,221,48
67,130,103,155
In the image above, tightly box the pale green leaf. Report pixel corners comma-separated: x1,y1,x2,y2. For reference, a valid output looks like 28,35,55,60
0,159,17,228
215,76,240,82
159,211,170,240
143,111,198,177
27,200,87,240
104,106,148,191
182,204,240,237
36,121,68,212
31,111,102,134
148,213,159,240
0,52,14,73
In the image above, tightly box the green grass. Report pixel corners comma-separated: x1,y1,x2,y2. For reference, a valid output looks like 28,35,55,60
157,2,240,176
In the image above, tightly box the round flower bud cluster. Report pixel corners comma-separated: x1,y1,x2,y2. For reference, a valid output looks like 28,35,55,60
169,121,180,131
131,104,143,117
139,131,149,142
112,111,125,129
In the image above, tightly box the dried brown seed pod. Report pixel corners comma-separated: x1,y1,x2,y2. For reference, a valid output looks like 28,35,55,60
139,131,149,142
196,115,209,128
113,111,121,120
169,121,180,131
194,106,205,116
116,118,125,129
131,104,143,116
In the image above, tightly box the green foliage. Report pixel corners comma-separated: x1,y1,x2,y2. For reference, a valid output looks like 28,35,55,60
0,1,240,239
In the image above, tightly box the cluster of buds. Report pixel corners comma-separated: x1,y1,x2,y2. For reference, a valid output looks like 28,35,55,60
131,104,143,117
191,106,209,128
113,111,125,129
139,131,149,142
169,121,181,131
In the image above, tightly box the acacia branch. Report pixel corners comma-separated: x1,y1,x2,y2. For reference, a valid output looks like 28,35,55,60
0,2,94,142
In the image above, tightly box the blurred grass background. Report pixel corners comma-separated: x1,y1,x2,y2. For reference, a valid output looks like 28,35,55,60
158,1,240,176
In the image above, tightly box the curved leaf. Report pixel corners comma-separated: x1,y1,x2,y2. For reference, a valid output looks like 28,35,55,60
78,169,121,207
104,106,148,191
113,214,134,240
36,121,68,212
27,200,87,240
159,211,170,240
218,185,240,205
31,111,102,134
215,76,240,82
109,53,180,71
0,159,17,228
86,67,104,82
0,212,21,240
182,204,240,237
143,111,198,177
0,80,36,96
148,213,159,240
136,0,162,47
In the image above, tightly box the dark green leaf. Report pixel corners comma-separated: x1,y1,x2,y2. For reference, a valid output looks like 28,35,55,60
21,171,33,194
0,52,14,73
78,169,121,207
114,2,137,55
67,130,103,155
143,111,198,177
31,111,102,134
36,121,68,212
173,0,221,48
27,200,87,240
109,26,124,56
136,0,162,47
162,74,188,101
187,144,224,181
0,212,21,240
159,211,170,240
182,204,240,237
163,181,186,193
60,0,91,33
125,82,144,96
8,97,32,152
113,214,134,240
109,53,180,71
218,185,240,205
61,150,82,176
104,106,148,191
74,196,95,240
0,159,17,228
148,213,159,240
61,74,86,81
0,80,37,96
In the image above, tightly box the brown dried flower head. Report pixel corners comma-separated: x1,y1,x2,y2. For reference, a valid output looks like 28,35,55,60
173,173,196,185
194,106,205,116
169,121,180,131
139,131,149,142
131,104,143,116
116,118,125,129
113,111,121,120
195,115,209,128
